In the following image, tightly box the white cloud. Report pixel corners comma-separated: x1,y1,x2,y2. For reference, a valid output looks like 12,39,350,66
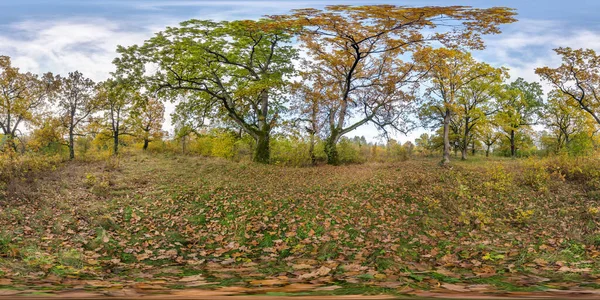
0,18,151,81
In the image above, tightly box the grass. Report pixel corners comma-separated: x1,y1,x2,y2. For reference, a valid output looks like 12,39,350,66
0,151,600,295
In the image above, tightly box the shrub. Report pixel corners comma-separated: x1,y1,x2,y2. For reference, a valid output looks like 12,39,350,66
522,159,550,192
0,152,62,199
483,164,513,193
337,138,364,164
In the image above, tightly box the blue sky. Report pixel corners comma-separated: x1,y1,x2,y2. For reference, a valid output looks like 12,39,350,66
1,0,599,141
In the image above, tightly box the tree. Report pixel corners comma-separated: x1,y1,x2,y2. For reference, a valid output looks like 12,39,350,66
536,47,600,125
129,96,165,150
56,71,98,159
454,66,505,160
541,90,595,154
28,115,65,154
0,55,57,151
97,79,135,155
417,48,499,165
290,65,327,165
415,133,437,156
278,5,516,165
115,19,297,163
479,124,501,157
494,78,543,157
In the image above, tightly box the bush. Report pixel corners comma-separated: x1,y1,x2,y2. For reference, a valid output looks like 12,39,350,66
271,136,312,166
522,159,550,192
337,138,364,164
0,152,62,199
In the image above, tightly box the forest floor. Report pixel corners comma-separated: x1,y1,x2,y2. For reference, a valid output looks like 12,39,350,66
1,151,600,298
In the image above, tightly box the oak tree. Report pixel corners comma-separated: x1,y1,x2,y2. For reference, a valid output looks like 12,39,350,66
115,19,297,163
97,79,135,155
417,48,499,165
536,47,600,125
277,5,516,164
0,56,57,151
56,71,98,159
129,96,165,150
494,78,543,157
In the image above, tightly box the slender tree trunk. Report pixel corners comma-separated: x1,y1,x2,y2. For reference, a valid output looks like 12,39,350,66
471,139,476,155
308,131,316,165
113,134,119,156
441,109,451,165
143,139,149,151
486,145,491,157
461,117,469,160
325,130,340,165
69,127,75,160
510,129,516,158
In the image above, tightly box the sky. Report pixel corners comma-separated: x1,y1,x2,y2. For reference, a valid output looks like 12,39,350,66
1,0,600,143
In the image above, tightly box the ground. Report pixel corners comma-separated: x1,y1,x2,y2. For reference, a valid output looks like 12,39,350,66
1,151,600,298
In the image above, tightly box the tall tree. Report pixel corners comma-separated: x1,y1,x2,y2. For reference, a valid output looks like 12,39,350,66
536,47,600,125
0,56,57,151
494,78,543,157
290,64,328,165
129,96,165,150
115,19,297,163
278,5,516,165
479,123,501,157
56,71,98,159
97,79,135,155
417,48,499,165
542,90,595,153
454,67,505,160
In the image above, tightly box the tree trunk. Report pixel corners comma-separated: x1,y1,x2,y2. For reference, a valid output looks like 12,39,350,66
143,139,149,151
253,132,270,164
441,109,451,165
69,127,75,160
471,140,476,155
308,131,316,165
113,132,119,156
325,133,339,165
486,145,491,157
461,117,469,160
510,129,516,158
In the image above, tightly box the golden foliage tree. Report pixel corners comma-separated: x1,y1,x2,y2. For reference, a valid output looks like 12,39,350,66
536,47,600,125
276,5,516,165
417,48,501,165
0,56,58,151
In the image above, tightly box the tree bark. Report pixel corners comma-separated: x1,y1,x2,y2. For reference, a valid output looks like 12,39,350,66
143,139,149,151
441,109,451,165
486,145,490,157
461,116,469,160
253,132,270,164
510,129,516,158
308,131,316,165
68,127,75,160
113,134,119,156
325,132,340,165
